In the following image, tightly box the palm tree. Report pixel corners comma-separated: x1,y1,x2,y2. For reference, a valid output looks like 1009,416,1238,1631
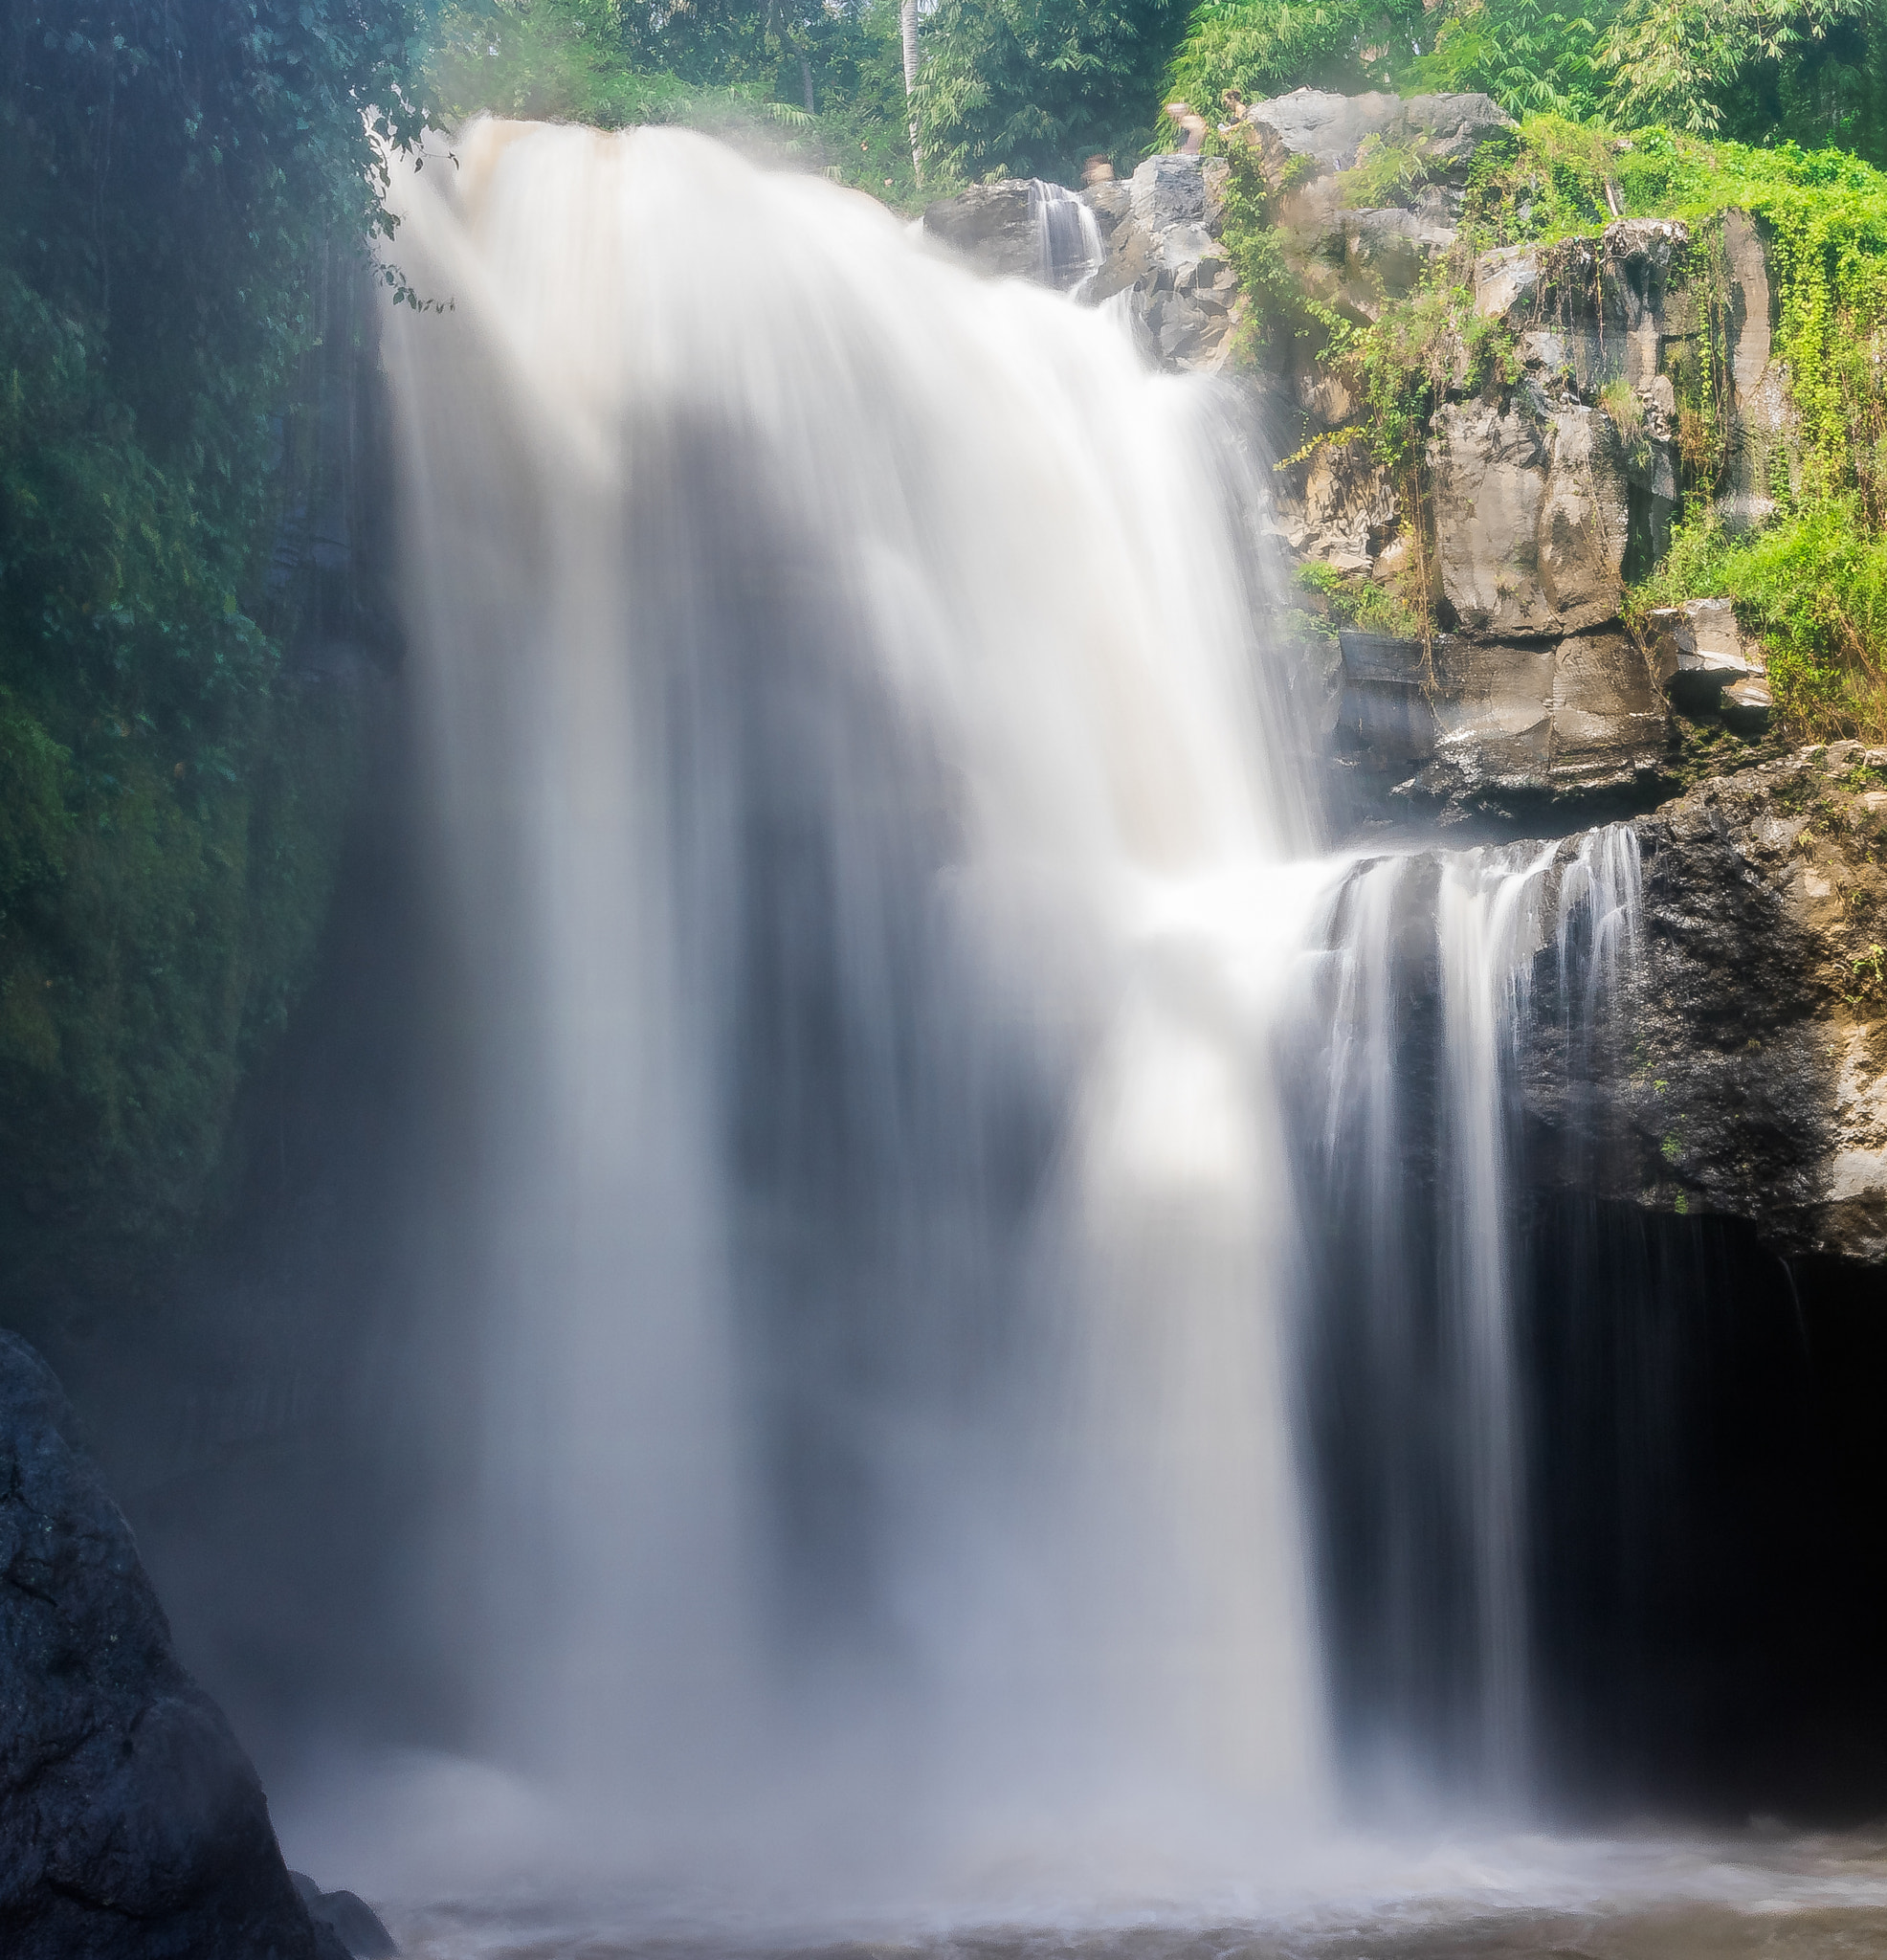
901,0,923,186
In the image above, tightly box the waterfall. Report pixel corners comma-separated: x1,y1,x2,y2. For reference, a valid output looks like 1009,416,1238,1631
381,118,1330,1888
1031,179,1104,293
1293,826,1642,1811
373,113,1649,1907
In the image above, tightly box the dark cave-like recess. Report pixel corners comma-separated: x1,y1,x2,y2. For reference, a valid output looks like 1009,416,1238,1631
1524,1195,1887,1823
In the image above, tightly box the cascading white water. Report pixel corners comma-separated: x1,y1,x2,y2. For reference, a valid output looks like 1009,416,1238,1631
1436,838,1560,1795
1296,825,1641,1810
380,118,1335,1893
363,111,1673,1929
1031,179,1105,292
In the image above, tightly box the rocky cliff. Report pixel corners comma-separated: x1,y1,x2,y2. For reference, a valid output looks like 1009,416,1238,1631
922,95,1808,820
923,121,1887,1261
1523,741,1887,1262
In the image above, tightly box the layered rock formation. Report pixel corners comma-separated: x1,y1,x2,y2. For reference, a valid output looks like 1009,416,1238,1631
1305,212,1718,807
0,1329,350,1960
1250,108,1794,809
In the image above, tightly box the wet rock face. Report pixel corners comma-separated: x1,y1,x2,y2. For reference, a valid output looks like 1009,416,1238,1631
1431,399,1557,635
1235,101,1709,813
1336,627,1667,802
1088,153,1242,368
923,158,1242,370
1537,408,1633,625
1717,208,1799,533
1303,202,1807,812
1279,435,1399,572
1521,746,1887,1262
0,1330,343,1960
1425,397,1633,634
1467,213,1799,563
1240,96,1805,818
920,180,1041,279
1439,218,1691,600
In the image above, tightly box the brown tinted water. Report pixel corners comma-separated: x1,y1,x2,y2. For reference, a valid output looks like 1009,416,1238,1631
393,1905,1887,1960
384,1831,1887,1960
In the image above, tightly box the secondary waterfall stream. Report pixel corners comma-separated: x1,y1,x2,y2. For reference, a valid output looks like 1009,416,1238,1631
364,118,1656,1924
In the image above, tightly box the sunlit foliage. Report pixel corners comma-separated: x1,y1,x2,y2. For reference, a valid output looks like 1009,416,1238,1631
429,0,923,201
1162,0,1886,166
911,0,1188,185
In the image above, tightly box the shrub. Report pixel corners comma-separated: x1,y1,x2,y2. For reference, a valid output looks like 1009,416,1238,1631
1636,501,1887,739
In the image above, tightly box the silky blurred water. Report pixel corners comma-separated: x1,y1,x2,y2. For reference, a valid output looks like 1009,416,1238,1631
351,112,1840,1960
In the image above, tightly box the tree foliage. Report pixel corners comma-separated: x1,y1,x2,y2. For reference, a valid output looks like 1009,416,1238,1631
1595,0,1866,135
912,0,1189,186
1162,0,1422,124
429,0,923,201
1162,0,1886,166
1414,0,1606,118
0,0,429,1266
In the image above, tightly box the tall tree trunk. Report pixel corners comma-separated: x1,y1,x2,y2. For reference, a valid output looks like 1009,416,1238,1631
900,0,923,188
801,55,815,114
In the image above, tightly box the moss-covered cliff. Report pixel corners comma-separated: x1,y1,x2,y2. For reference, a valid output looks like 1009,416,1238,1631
1208,98,1887,761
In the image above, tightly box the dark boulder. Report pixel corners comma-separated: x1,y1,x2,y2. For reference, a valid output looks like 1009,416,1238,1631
1519,744,1887,1261
290,1875,399,1958
921,181,1040,279
0,1328,344,1960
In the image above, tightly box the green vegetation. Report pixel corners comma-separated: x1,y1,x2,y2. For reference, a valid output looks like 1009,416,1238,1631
1637,501,1887,738
425,0,1188,195
1210,99,1887,730
1595,0,1875,143
912,0,1187,185
428,0,926,203
1297,561,1427,637
1165,0,1884,164
1164,0,1427,122
0,0,420,1275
